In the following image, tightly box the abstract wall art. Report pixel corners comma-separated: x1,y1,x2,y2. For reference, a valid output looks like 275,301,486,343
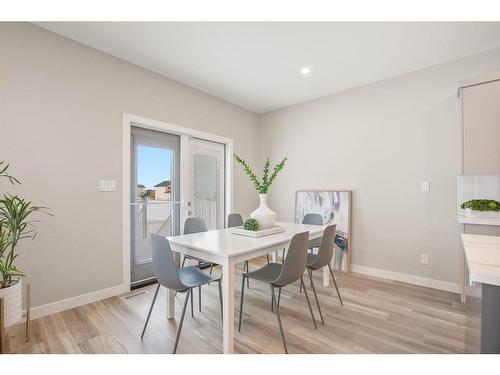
295,190,352,272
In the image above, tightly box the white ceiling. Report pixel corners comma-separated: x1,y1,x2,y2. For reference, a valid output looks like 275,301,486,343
36,22,500,113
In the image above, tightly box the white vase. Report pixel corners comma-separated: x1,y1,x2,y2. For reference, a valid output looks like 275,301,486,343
0,279,23,328
250,194,277,230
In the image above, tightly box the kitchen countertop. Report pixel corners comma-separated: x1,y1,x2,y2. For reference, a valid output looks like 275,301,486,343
462,233,500,286
457,215,500,226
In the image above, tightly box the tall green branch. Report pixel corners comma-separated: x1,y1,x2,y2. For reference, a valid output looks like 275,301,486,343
233,153,262,192
233,154,287,194
268,157,287,188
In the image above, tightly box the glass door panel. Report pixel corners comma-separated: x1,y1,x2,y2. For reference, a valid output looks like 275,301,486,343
130,127,180,286
190,139,225,230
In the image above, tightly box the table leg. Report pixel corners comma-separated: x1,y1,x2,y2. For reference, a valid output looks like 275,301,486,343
222,258,235,354
461,252,467,304
272,251,278,263
167,289,175,319
460,223,467,304
167,252,181,319
323,265,330,287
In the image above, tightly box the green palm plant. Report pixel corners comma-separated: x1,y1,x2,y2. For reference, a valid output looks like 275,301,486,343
233,154,287,194
0,161,50,288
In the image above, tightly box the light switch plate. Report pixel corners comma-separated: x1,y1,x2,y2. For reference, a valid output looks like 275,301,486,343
421,181,430,192
99,180,116,192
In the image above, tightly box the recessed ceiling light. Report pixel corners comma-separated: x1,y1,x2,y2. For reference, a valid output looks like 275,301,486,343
300,66,311,75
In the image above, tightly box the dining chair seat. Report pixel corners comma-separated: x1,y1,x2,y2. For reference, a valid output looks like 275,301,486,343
179,266,221,288
306,253,317,268
244,262,283,283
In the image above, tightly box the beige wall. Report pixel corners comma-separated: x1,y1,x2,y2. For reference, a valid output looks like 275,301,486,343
3,22,500,310
0,23,260,308
259,48,500,285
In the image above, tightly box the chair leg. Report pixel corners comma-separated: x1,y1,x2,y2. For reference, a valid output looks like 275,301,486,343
218,279,223,323
141,283,160,339
281,248,285,264
307,269,324,325
172,290,190,354
271,285,288,354
328,263,343,306
238,275,246,332
299,278,303,294
199,285,202,312
277,287,282,307
300,276,318,329
190,289,194,317
266,254,270,264
209,263,213,275
244,261,250,288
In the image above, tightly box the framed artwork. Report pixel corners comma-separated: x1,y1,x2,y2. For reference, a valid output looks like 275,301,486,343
295,190,352,272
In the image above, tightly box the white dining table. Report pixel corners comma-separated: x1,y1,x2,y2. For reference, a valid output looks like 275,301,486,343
166,221,326,354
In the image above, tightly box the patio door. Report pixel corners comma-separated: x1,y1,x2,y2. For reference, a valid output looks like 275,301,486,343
188,138,225,230
130,127,180,286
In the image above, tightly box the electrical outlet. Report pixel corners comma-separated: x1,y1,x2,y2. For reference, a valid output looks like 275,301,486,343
420,253,429,265
421,181,430,192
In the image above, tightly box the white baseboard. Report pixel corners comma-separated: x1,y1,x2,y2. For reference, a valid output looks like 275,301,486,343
30,284,130,320
351,264,460,294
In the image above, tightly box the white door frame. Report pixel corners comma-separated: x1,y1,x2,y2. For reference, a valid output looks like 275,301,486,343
122,113,233,289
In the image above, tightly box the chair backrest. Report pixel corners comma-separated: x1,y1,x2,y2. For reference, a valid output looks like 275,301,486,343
227,213,243,228
303,213,323,248
184,216,208,235
150,234,186,291
309,224,337,270
273,231,309,287
302,213,323,225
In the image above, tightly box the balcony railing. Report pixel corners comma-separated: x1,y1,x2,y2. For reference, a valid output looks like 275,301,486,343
131,200,180,265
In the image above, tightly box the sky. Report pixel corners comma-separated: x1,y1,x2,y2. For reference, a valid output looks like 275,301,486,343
137,145,171,189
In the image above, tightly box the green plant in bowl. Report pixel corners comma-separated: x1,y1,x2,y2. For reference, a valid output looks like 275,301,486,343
243,218,259,231
461,199,500,212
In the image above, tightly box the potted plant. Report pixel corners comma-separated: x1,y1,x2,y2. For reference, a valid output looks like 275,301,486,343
461,199,500,218
0,162,49,328
233,154,287,229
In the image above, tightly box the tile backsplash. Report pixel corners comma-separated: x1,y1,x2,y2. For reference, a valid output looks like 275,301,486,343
457,174,500,215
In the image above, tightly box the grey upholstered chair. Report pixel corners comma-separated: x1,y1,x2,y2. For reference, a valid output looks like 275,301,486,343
228,213,271,288
238,231,317,354
302,213,323,249
179,216,217,310
141,234,223,353
305,224,343,325
228,213,243,228
227,213,251,288
298,213,323,292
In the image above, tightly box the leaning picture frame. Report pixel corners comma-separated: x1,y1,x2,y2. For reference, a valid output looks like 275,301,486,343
295,190,352,272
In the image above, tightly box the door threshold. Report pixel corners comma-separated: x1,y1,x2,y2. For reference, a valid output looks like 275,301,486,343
131,277,158,290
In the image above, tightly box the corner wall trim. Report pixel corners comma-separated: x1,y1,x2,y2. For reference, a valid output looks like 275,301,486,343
29,284,129,320
351,264,460,294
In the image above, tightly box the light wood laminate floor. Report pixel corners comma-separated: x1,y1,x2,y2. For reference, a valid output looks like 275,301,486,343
4,257,466,354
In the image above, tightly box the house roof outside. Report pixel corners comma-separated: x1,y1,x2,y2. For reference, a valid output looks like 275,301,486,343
154,180,171,187
137,184,145,188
